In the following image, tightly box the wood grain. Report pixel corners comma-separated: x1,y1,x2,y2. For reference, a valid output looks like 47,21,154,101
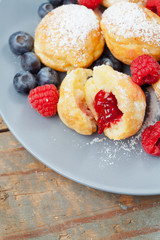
0,116,8,132
1,116,160,239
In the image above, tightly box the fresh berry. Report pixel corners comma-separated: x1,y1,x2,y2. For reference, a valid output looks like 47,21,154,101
9,31,34,55
28,85,59,117
78,0,101,9
146,0,160,16
13,71,37,94
94,90,123,134
63,0,77,4
131,55,160,85
93,57,113,68
98,4,106,13
36,67,60,88
38,2,54,18
141,121,160,156
21,52,41,74
103,46,123,72
49,0,63,6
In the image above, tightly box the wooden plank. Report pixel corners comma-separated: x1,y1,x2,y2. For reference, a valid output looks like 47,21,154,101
1,131,160,239
0,116,8,131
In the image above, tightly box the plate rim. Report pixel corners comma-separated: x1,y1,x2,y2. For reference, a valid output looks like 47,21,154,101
1,109,160,196
1,0,160,196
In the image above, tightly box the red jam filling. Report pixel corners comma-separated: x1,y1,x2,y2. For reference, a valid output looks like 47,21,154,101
94,90,123,134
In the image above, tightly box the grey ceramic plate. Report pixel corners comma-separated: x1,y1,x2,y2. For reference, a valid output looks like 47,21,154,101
1,0,160,196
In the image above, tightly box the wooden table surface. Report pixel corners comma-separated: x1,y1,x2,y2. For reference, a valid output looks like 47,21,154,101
1,115,160,240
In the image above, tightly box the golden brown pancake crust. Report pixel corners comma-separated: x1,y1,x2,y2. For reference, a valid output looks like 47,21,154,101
34,4,104,72
85,65,146,140
101,0,146,8
58,68,97,135
101,3,160,65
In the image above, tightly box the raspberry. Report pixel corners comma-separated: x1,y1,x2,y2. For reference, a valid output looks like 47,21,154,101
131,55,160,85
78,0,101,9
94,90,123,134
146,0,160,16
158,5,160,15
28,84,59,117
141,121,160,156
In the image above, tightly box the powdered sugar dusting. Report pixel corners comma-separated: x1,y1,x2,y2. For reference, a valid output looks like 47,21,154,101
86,137,105,145
85,87,160,166
41,5,99,52
102,2,160,46
60,87,160,168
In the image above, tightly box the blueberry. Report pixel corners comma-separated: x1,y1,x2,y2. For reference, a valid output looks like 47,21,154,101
63,0,77,4
38,2,54,18
36,67,60,88
13,71,37,94
103,47,123,72
9,31,34,55
21,52,41,74
110,55,123,72
49,0,63,6
93,57,114,68
98,4,106,13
